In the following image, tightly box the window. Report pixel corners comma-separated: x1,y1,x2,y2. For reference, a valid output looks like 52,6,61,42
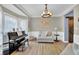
3,13,18,48
4,13,18,33
19,19,28,32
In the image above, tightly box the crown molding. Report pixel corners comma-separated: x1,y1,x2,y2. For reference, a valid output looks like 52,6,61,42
31,15,63,18
60,4,77,16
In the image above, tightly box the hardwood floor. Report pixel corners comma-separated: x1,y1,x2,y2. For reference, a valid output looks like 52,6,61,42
12,40,68,55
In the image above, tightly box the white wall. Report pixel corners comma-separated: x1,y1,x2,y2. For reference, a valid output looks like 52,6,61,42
0,7,3,55
72,5,79,54
74,5,79,42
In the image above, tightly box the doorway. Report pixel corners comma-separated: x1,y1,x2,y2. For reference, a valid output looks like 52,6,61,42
66,17,74,43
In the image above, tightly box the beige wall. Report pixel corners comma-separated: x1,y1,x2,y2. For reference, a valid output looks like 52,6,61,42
30,17,64,32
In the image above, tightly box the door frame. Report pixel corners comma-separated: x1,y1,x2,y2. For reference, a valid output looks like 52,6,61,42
64,16,74,43
66,16,74,43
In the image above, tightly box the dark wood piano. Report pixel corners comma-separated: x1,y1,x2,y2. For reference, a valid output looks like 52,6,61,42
3,31,28,55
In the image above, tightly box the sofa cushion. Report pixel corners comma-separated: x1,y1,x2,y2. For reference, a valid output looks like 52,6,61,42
46,31,52,36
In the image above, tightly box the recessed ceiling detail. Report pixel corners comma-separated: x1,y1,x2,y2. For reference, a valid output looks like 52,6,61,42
2,4,26,16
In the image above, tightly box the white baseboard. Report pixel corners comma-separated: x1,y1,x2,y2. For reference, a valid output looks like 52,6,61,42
63,41,68,43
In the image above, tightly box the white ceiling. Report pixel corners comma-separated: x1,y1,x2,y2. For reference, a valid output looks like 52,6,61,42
21,4,75,17
2,4,76,17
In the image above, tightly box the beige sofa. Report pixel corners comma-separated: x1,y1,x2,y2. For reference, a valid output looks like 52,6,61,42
37,31,54,42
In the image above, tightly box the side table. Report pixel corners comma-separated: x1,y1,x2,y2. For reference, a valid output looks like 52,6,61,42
54,34,60,42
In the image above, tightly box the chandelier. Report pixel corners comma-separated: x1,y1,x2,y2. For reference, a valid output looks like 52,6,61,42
41,4,52,18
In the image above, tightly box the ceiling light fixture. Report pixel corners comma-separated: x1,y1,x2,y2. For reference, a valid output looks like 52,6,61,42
41,4,52,18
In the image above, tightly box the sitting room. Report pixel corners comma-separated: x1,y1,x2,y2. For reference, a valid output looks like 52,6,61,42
0,4,79,55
